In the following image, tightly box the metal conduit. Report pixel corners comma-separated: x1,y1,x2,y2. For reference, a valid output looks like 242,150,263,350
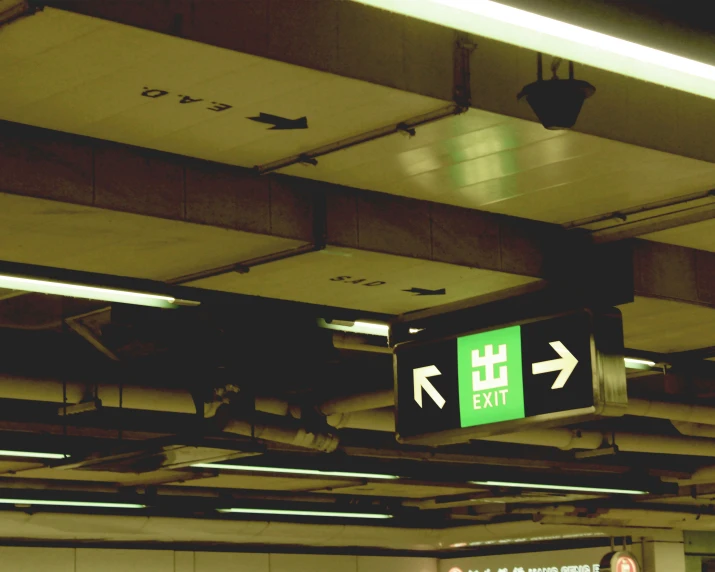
6,377,715,456
222,419,339,453
628,398,715,426
0,375,335,451
326,408,396,432
319,390,394,416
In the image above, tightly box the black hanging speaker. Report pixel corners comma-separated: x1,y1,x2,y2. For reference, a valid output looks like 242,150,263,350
518,55,595,130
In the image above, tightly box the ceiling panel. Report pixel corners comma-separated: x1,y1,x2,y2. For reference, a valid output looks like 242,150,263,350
280,111,715,224
0,193,304,281
0,8,444,167
0,460,44,473
0,9,713,228
621,296,715,353
644,219,715,252
188,246,538,314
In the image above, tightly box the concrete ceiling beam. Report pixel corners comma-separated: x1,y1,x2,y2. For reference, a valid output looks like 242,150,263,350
0,119,561,313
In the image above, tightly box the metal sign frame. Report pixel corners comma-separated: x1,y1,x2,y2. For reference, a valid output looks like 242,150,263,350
393,307,627,445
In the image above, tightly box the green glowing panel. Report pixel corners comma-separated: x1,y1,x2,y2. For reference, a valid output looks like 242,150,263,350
457,325,525,427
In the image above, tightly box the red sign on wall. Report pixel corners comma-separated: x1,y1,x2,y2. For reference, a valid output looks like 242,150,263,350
615,555,638,572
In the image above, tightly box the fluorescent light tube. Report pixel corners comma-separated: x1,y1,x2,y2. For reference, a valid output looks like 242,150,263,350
0,274,196,309
318,318,389,337
466,532,605,547
352,0,715,100
354,321,390,336
471,480,647,495
218,507,392,519
0,450,65,460
192,463,399,480
0,498,145,509
624,357,657,368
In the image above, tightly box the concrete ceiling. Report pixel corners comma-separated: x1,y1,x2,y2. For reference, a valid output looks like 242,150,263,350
0,193,305,282
0,7,442,166
0,7,714,237
0,0,714,550
279,112,715,225
188,247,537,314
620,297,715,353
646,219,715,253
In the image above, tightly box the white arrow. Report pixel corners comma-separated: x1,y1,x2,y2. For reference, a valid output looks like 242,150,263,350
531,341,578,389
413,365,446,409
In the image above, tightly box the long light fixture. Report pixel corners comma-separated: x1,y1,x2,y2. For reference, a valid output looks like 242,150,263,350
624,357,657,368
218,507,392,519
464,532,606,547
352,0,715,101
317,321,661,371
192,463,399,480
0,274,197,309
0,450,65,460
0,498,145,509
472,479,647,495
318,318,389,337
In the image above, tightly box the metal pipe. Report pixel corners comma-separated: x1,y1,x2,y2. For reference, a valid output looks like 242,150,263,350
9,374,715,456
565,188,715,229
0,376,297,418
680,465,715,484
222,419,339,453
0,375,199,414
671,421,715,438
319,390,394,416
483,428,604,450
604,433,715,457
628,398,715,426
0,375,333,451
0,0,31,27
256,104,464,175
331,332,391,354
326,406,715,457
490,430,715,457
327,408,395,432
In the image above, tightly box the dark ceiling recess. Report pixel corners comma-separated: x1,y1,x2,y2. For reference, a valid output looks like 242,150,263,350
0,283,711,538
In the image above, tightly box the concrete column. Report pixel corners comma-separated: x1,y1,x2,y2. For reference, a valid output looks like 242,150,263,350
633,533,686,572
685,555,701,572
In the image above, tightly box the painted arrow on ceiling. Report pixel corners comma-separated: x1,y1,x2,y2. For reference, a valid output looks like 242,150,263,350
531,341,578,389
247,112,308,130
403,287,446,296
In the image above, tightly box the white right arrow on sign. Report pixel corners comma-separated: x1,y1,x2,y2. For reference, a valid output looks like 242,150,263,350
413,365,446,409
531,341,578,389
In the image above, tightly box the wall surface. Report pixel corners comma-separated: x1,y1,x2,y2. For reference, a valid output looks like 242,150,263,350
440,546,607,572
684,531,715,572
0,547,438,572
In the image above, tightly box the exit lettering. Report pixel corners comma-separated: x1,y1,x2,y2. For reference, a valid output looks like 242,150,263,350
457,325,525,428
473,389,508,409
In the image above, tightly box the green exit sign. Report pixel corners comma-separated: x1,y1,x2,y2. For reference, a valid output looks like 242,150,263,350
457,325,525,427
395,310,629,445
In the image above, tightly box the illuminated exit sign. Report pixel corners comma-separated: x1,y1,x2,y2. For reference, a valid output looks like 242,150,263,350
394,310,627,445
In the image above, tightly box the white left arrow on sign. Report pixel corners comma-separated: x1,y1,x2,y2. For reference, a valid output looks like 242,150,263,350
531,341,578,389
413,365,446,409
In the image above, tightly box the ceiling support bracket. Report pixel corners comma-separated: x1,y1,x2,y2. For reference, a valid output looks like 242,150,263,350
253,104,465,175
253,36,475,175
454,36,477,109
